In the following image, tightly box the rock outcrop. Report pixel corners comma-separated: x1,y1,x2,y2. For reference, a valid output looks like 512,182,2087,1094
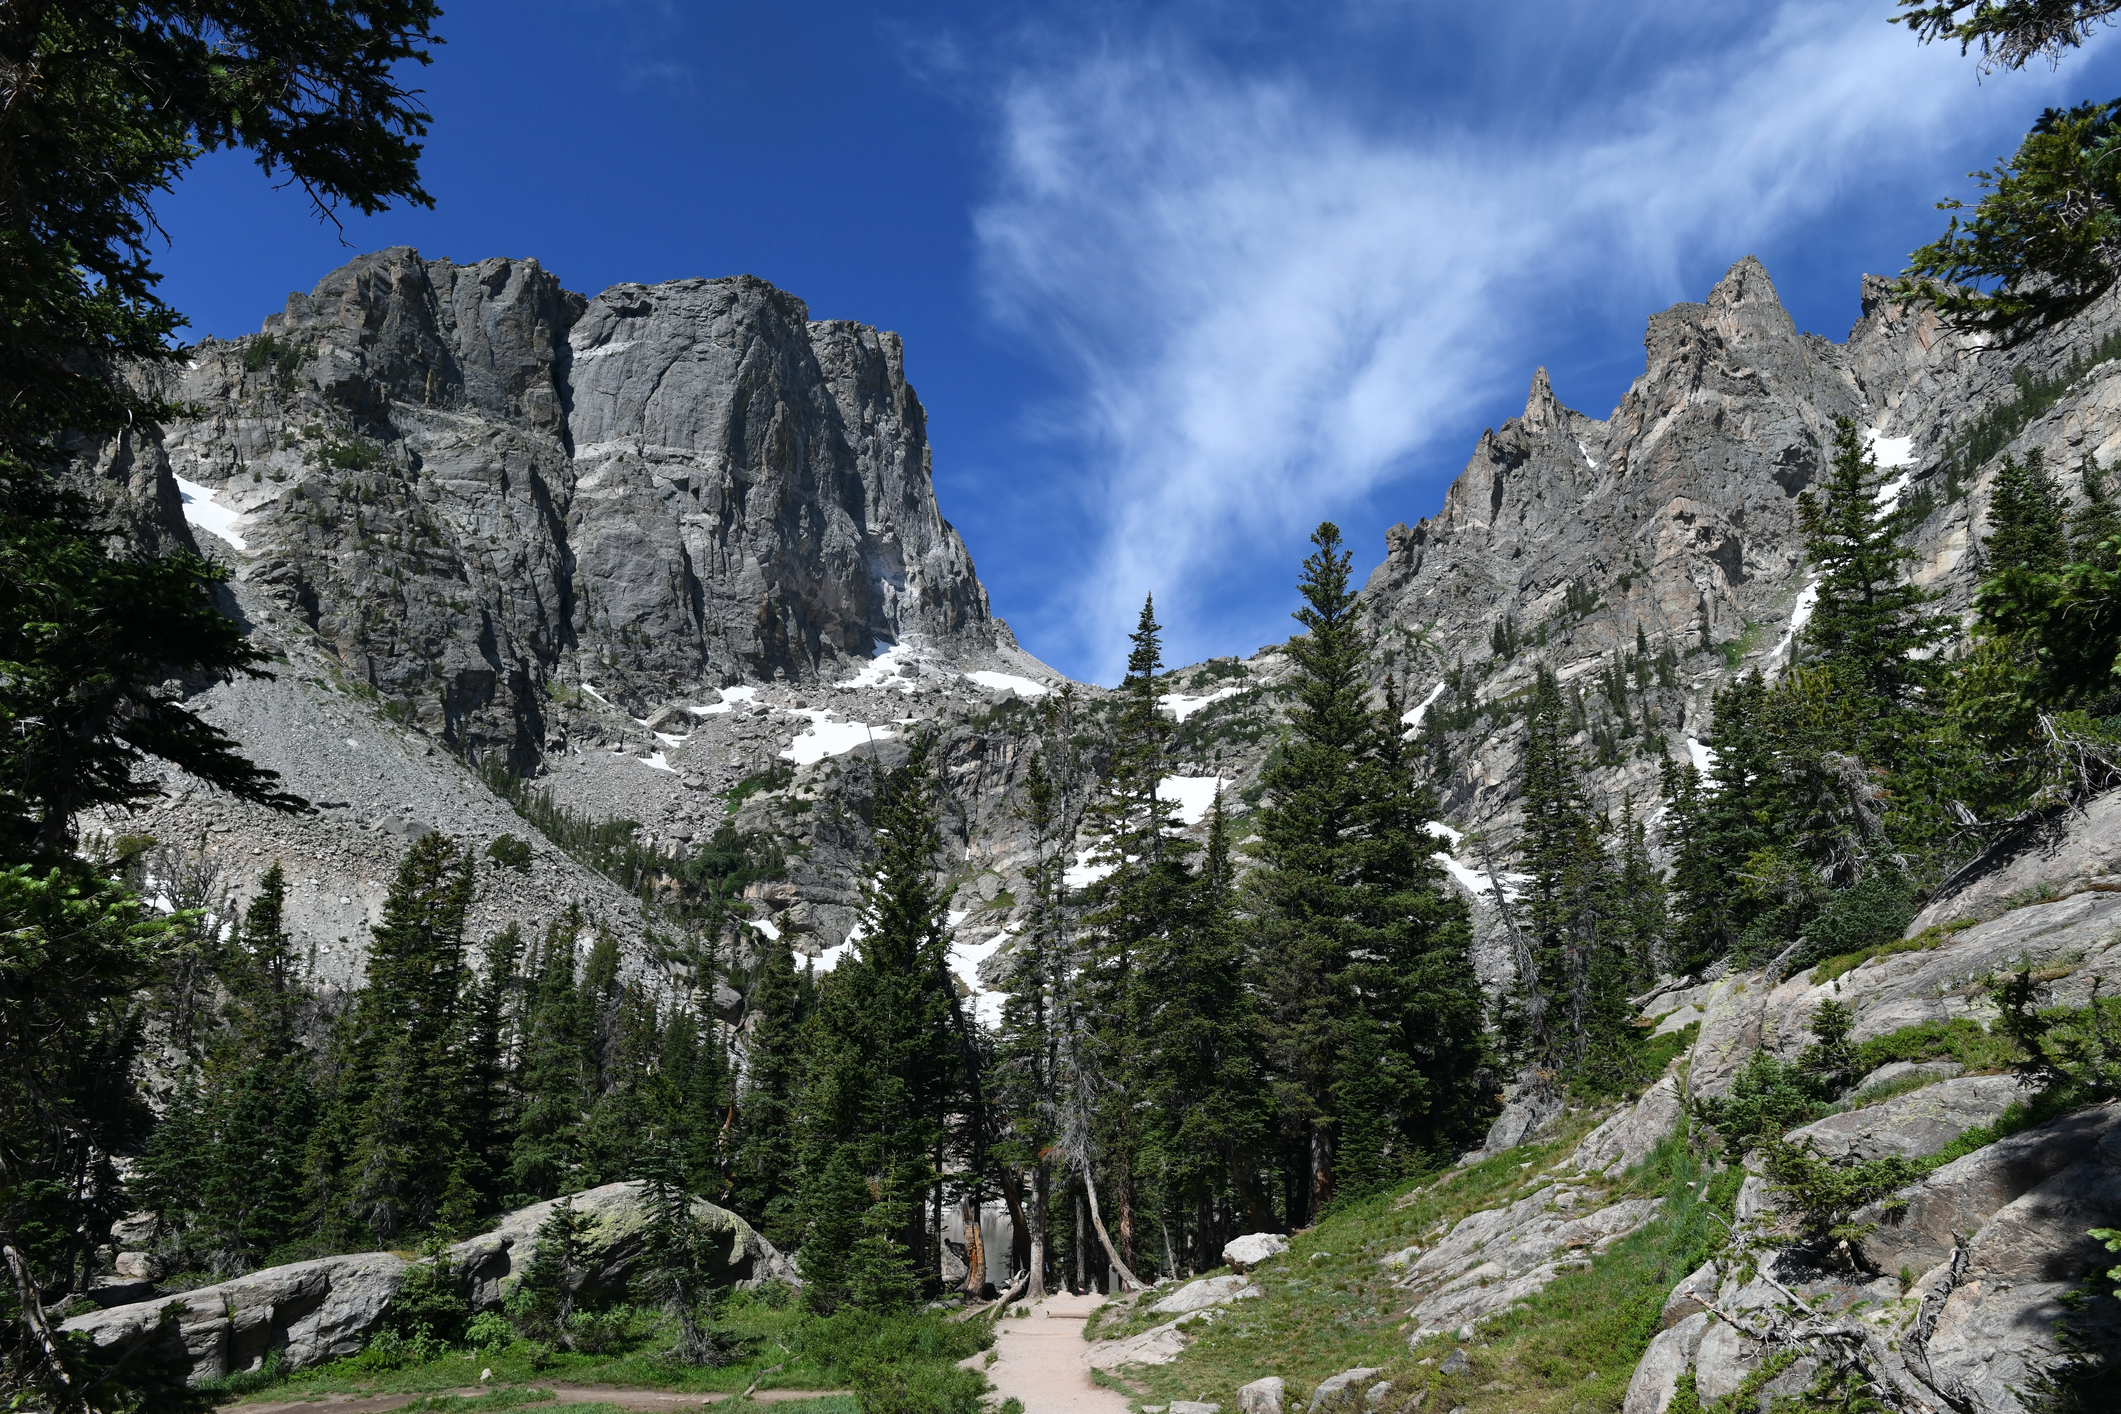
63,1183,793,1384
59,1253,409,1384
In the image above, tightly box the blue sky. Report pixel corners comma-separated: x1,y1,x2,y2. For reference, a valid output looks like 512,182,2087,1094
153,1,2121,683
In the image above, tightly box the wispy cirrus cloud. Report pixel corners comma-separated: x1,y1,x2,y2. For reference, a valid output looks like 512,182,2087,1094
970,2,2089,680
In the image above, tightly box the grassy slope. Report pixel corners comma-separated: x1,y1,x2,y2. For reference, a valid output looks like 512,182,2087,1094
1105,1115,1741,1414
215,1293,989,1413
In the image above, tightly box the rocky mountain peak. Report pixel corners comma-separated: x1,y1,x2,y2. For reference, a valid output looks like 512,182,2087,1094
148,249,1004,767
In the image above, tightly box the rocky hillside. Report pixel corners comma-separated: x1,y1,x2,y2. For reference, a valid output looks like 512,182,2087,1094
85,246,2121,995
1061,789,2121,1414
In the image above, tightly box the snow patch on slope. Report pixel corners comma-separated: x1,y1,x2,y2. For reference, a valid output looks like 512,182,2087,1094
1159,775,1225,826
1402,680,1448,739
175,476,250,551
1160,686,1242,721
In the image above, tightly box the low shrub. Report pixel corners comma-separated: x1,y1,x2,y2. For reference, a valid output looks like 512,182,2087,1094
1757,1139,1920,1245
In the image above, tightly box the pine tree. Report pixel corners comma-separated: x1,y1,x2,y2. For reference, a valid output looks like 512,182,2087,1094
309,834,479,1247
508,908,587,1201
635,1135,727,1365
1250,524,1487,1219
794,739,960,1310
1611,795,1669,981
198,865,318,1269
1796,418,1952,753
1986,449,2070,573
1661,675,1776,973
2075,454,2121,569
1081,595,1190,1273
728,931,804,1244
1134,795,1265,1270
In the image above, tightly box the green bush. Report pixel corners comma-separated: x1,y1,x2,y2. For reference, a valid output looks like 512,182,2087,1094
1758,1139,1920,1245
852,1363,989,1414
1851,1015,2013,1074
465,1311,514,1351
1794,869,1917,978
385,1254,471,1346
487,834,534,873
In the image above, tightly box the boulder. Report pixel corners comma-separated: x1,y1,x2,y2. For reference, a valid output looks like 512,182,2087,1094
1398,1193,1663,1339
1308,1367,1385,1412
1223,1232,1290,1272
1621,1310,1709,1414
1780,1075,2023,1164
1917,1117,2121,1412
1856,1101,2121,1278
1237,1376,1287,1414
1692,1319,1759,1403
1657,1261,1719,1329
1170,1404,1221,1414
1363,1383,1392,1409
1852,1059,1962,1094
1150,1274,1262,1315
1438,1349,1468,1376
60,1253,409,1384
1567,1076,1682,1176
1084,1316,1195,1369
449,1179,797,1309
1478,1085,1564,1154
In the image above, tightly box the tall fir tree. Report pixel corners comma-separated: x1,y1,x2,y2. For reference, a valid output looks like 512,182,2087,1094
1081,596,1191,1273
508,908,588,1202
794,740,961,1310
1986,449,2070,573
1134,793,1266,1271
730,934,804,1247
1796,418,1952,757
309,834,479,1246
1250,524,1488,1220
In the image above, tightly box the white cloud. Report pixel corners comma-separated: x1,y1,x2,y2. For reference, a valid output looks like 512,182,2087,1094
972,2,2081,677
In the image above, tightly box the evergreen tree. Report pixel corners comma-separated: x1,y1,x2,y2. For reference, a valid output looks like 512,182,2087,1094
1986,449,2070,573
635,1136,726,1365
1796,418,1952,752
2075,454,2121,569
730,935,803,1244
508,908,587,1201
1611,796,1670,981
1515,669,1631,1086
1661,676,1776,973
1134,795,1265,1270
1250,524,1488,1220
1081,596,1190,1271
794,740,960,1310
309,834,478,1247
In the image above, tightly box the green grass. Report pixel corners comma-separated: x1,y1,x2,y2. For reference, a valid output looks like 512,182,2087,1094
1810,918,1973,985
220,1294,991,1411
1116,1119,1738,1414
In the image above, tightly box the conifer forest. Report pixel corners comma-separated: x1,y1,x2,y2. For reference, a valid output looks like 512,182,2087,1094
9,4,2121,1414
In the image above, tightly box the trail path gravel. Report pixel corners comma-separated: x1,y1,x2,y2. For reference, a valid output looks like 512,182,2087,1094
971,1294,1133,1414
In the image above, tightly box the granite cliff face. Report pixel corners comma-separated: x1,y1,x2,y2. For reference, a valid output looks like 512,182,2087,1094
103,248,2121,990
152,248,996,770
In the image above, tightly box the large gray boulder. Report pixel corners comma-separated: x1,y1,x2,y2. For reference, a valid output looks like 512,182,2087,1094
1395,1190,1663,1340
1307,1367,1385,1413
59,1253,408,1384
1237,1376,1286,1414
1222,1232,1289,1272
1149,1274,1260,1315
60,1182,797,1385
1781,1074,2024,1164
449,1179,797,1309
1621,1310,1708,1414
1857,1101,2121,1278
